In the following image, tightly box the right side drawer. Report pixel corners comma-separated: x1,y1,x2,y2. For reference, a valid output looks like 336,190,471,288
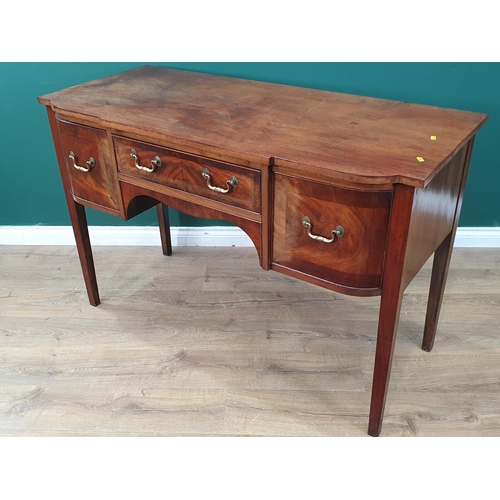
272,174,393,292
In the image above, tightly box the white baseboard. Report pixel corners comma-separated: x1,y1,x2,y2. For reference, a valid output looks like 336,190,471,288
453,228,500,248
0,226,499,247
0,226,253,247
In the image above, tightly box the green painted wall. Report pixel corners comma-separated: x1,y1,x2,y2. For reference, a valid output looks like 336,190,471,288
1,62,498,227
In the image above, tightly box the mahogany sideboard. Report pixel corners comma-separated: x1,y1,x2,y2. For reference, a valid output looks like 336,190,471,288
38,66,488,436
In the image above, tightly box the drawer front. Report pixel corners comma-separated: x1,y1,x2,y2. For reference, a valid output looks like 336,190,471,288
273,174,392,290
114,136,261,213
58,119,119,212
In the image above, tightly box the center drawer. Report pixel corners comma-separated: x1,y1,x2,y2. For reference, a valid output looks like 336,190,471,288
113,136,261,213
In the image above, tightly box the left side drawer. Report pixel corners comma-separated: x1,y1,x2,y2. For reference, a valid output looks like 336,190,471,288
57,118,120,212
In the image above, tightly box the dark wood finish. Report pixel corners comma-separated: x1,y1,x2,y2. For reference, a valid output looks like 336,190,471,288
368,184,415,437
121,173,260,223
39,66,487,189
259,159,272,271
120,182,262,264
422,232,454,353
422,138,475,352
272,173,392,293
156,203,172,257
114,135,261,213
124,195,158,220
46,108,100,306
68,202,100,307
56,117,121,214
401,143,469,291
38,66,488,436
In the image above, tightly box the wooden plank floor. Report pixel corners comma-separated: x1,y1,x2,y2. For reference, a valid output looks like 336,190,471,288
0,244,499,436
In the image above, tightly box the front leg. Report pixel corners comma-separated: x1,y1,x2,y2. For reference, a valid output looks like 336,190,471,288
67,199,100,306
45,107,100,306
368,184,415,436
368,284,405,436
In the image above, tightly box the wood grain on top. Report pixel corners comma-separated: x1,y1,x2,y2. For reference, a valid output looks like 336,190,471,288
39,65,488,187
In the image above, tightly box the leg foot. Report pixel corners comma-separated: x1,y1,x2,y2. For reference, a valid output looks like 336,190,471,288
157,203,172,256
368,286,405,437
69,201,100,306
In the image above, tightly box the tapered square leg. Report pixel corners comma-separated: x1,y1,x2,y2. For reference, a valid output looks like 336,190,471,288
156,203,172,256
45,107,100,306
368,184,415,437
368,286,405,437
421,138,475,352
422,231,454,352
68,200,100,307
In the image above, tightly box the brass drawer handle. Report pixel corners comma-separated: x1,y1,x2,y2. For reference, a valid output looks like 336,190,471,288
302,216,345,243
202,168,238,194
130,149,161,173
69,151,94,172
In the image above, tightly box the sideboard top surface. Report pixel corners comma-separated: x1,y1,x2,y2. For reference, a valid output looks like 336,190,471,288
39,65,488,188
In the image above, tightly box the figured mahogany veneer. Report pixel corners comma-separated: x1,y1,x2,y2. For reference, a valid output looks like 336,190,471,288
113,135,261,213
39,66,488,436
57,118,121,214
273,174,392,295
